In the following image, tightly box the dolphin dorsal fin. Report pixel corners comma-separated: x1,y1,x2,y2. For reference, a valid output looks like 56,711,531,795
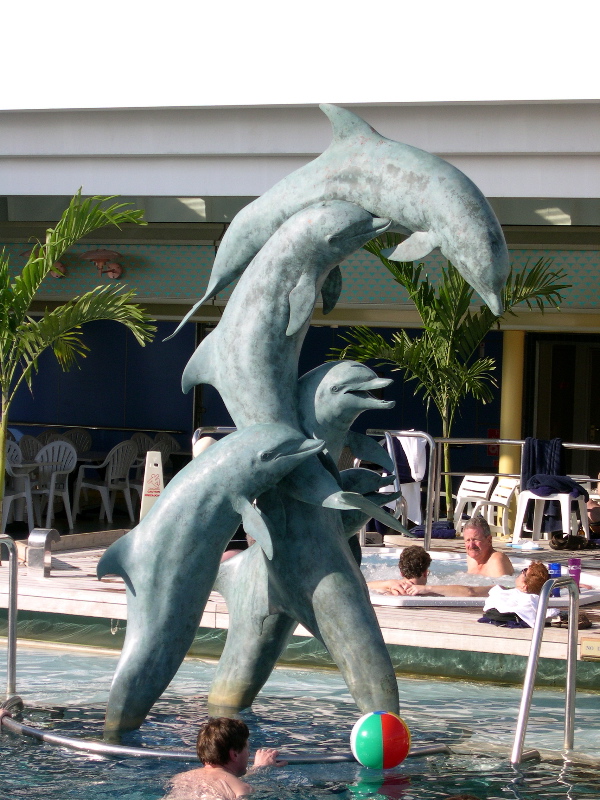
235,497,275,560
181,329,217,394
320,104,377,142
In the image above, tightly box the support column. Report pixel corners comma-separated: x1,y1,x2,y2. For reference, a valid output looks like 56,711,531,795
499,330,526,477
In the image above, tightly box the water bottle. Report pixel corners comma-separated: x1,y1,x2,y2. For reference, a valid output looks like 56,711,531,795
568,557,581,588
548,562,561,597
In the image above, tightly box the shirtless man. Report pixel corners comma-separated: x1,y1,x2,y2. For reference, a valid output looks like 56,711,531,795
166,717,286,798
463,515,513,577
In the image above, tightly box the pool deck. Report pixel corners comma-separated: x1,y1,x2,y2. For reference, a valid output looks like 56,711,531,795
2,530,600,674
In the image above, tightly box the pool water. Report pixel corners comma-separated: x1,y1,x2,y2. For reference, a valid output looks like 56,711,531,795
360,550,516,587
1,644,599,799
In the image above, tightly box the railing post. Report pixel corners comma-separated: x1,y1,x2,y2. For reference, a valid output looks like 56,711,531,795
511,576,579,764
0,534,19,698
27,528,61,578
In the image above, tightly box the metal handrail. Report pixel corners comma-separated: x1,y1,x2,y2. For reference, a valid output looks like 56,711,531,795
511,576,579,765
383,431,436,550
0,534,18,698
0,714,449,762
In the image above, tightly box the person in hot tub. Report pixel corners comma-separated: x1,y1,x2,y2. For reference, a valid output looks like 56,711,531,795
367,545,491,597
463,515,514,577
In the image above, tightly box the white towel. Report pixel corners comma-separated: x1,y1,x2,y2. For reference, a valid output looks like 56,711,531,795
483,585,559,628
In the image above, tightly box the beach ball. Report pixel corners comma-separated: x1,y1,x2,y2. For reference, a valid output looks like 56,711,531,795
350,711,411,769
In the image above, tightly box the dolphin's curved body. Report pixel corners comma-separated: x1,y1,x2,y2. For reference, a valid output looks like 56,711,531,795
180,201,408,535
170,103,508,338
207,363,402,716
96,424,324,737
181,201,390,427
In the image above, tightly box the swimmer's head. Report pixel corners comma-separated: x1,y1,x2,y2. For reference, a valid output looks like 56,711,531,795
196,717,249,766
399,546,431,580
517,561,549,595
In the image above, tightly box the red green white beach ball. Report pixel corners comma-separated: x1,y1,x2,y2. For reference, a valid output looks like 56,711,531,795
350,711,411,769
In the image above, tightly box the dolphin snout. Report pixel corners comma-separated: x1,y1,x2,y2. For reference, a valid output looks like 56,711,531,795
276,437,325,459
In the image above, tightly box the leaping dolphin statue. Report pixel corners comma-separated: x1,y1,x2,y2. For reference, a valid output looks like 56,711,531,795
169,103,508,339
97,423,324,737
181,201,409,535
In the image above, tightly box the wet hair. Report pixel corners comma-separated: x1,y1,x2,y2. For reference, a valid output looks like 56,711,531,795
399,546,432,579
196,717,249,766
523,561,549,595
463,514,491,538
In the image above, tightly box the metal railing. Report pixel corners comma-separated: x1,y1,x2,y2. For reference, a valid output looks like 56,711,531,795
0,534,19,699
511,576,579,765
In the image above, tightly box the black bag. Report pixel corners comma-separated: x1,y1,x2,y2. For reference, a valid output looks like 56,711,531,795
409,520,456,539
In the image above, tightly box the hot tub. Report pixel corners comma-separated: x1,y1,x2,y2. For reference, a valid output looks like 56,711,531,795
363,548,600,607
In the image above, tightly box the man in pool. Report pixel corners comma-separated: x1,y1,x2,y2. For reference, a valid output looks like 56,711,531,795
367,545,490,597
462,515,513,577
367,546,432,595
165,717,286,798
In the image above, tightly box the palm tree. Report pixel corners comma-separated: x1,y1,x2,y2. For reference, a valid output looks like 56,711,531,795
332,233,570,517
0,192,156,529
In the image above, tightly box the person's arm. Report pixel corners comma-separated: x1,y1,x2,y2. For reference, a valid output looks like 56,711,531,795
405,584,490,597
367,579,413,595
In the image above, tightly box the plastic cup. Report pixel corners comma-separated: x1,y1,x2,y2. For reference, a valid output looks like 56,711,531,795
548,562,561,597
567,557,581,588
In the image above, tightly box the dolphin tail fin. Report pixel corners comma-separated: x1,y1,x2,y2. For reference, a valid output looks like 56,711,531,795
339,467,395,495
287,275,317,337
97,535,136,595
181,329,218,394
321,266,342,315
382,231,440,263
345,431,394,473
320,104,378,142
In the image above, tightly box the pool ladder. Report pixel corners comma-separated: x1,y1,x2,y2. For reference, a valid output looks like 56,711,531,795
511,575,580,765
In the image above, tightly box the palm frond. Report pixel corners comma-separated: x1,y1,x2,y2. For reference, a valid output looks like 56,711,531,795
9,191,146,327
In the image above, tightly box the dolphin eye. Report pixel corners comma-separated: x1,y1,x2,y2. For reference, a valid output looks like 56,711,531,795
331,385,340,393
260,451,273,461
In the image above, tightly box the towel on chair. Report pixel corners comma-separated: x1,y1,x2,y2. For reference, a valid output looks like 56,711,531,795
520,437,564,532
526,474,589,501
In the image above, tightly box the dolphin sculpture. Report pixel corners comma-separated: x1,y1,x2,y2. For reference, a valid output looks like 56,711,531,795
181,199,408,535
96,423,324,737
207,363,404,715
169,103,508,339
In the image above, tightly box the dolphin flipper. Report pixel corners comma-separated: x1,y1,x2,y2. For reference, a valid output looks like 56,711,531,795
339,467,394,495
323,491,414,536
321,265,342,315
235,498,275,560
97,535,135,594
287,275,318,337
382,230,440,262
345,431,394,473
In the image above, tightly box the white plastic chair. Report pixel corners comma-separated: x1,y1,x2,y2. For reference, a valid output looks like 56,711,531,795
513,488,590,543
19,435,42,462
72,440,138,524
468,477,520,537
32,441,78,529
37,430,61,445
63,428,92,455
131,432,155,456
3,441,35,533
453,475,496,533
154,432,181,452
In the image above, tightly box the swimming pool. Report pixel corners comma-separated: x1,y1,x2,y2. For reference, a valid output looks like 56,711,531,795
1,643,599,799
362,549,600,608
